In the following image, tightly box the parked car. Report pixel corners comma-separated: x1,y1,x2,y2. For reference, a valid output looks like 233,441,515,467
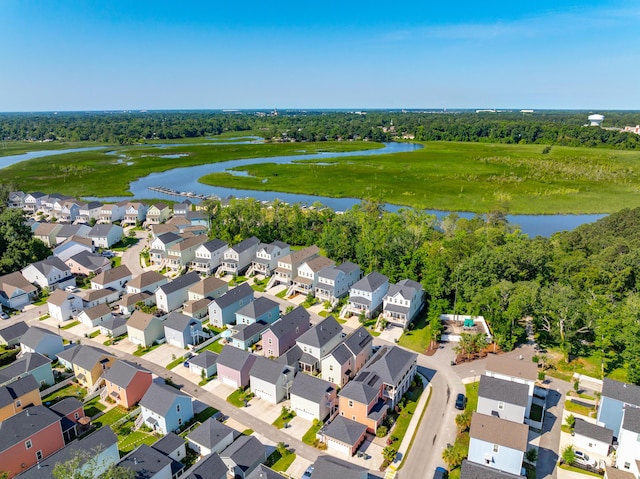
302,466,314,479
574,450,597,467
433,466,448,479
0,311,9,320
65,285,79,293
455,393,467,410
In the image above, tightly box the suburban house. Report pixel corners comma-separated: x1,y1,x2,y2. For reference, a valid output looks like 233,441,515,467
167,216,191,231
166,235,209,270
261,306,310,359
102,360,153,409
208,282,254,329
117,444,174,479
220,236,261,276
0,321,29,348
56,345,116,389
0,406,66,478
485,355,538,420
66,251,112,276
235,296,280,325
81,287,120,308
382,279,424,329
345,272,389,319
0,352,54,388
573,418,613,458
51,201,81,223
247,465,288,479
314,261,362,306
0,272,37,310
217,346,258,389
320,415,368,457
188,350,219,379
220,435,266,479
8,190,25,209
155,271,201,313
76,201,104,224
48,397,84,443
467,412,528,476
47,289,83,321
98,202,126,224
16,425,119,479
460,459,524,479
229,321,270,351
249,356,296,404
247,241,290,277
597,378,640,438
88,224,123,248
272,245,319,287
183,297,210,319
290,372,337,421
139,382,194,434
615,406,640,478
118,291,155,316
77,303,113,328
173,201,192,216
290,256,336,297
190,239,228,275
164,312,206,348
127,270,169,295
186,417,237,456
33,223,63,247
53,225,91,245
90,265,132,292
123,202,149,226
188,276,228,302
477,375,529,424
20,327,64,359
296,315,344,374
23,192,47,212
127,310,166,347
309,455,373,479
321,326,373,387
183,452,228,479
0,375,41,421
146,203,172,225
53,235,94,262
21,256,75,291
99,316,128,338
337,345,418,432
151,432,187,468
150,232,183,265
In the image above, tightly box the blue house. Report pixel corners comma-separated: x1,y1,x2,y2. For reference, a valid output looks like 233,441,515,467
139,383,194,434
164,312,207,349
235,297,280,325
229,321,270,351
0,352,54,387
208,283,254,329
597,378,640,438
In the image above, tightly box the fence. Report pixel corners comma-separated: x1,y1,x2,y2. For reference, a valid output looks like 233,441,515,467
40,377,75,399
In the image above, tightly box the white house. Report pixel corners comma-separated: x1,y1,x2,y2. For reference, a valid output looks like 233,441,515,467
220,236,260,276
98,203,126,223
21,257,75,291
572,418,613,459
314,261,362,306
290,256,335,297
0,272,37,310
295,315,344,374
91,265,132,292
345,272,389,319
190,239,228,275
126,271,169,295
382,279,424,329
613,406,640,478
155,272,200,313
290,372,337,421
47,289,83,321
149,232,183,265
477,375,529,424
78,303,113,328
88,224,123,249
247,241,290,277
186,418,236,456
485,355,537,419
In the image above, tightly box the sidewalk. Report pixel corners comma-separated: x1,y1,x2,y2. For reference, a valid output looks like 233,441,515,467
394,373,432,467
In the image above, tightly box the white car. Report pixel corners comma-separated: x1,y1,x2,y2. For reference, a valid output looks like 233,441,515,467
0,311,9,320
574,450,596,467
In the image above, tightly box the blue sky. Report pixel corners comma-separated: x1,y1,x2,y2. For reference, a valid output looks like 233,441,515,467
1,0,638,111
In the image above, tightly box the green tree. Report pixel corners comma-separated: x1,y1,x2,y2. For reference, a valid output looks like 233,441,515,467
52,448,135,479
0,207,51,275
442,444,464,469
561,445,576,465
382,446,397,463
455,411,472,432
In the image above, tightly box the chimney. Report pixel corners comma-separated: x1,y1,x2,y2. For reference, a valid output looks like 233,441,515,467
134,458,138,465
26,409,30,416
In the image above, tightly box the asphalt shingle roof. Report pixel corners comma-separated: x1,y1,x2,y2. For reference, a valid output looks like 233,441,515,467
246,464,288,479
0,352,51,384
20,326,60,349
140,382,190,416
460,459,523,479
297,315,342,349
217,346,258,371
622,405,640,434
184,452,227,479
0,406,61,452
117,444,172,477
603,378,640,407
103,360,149,388
92,265,132,286
199,239,228,253
187,417,236,449
478,375,529,408
151,432,185,456
469,412,528,451
229,236,260,254
0,321,29,343
290,373,334,403
574,418,614,443
351,272,388,293
343,326,372,357
164,312,200,332
210,282,253,309
128,271,167,290
235,296,279,319
0,375,39,408
266,306,309,340
322,416,367,446
310,455,372,479
249,356,292,383
158,272,201,296
189,350,218,369
220,435,265,472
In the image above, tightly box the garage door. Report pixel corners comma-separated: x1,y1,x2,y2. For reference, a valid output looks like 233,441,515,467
293,407,316,422
326,438,350,456
221,376,238,388
253,388,274,403
168,338,182,348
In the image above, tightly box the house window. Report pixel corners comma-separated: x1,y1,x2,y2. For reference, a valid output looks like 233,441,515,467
624,462,630,469
176,404,181,413
498,401,505,410
352,415,356,420
348,400,353,408
178,418,183,426
329,365,333,371
75,412,80,419
493,444,499,453
25,440,32,449
268,339,272,345
15,400,22,408
36,450,43,461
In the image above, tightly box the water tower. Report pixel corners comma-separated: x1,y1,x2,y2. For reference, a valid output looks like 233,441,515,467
588,114,604,127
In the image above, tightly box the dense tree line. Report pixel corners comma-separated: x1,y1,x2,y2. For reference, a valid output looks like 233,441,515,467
203,198,640,384
2,110,640,148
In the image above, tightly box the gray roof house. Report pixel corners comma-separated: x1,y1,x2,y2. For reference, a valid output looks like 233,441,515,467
321,326,373,388
477,374,530,424
21,256,76,291
382,278,424,329
314,261,362,306
220,435,266,479
310,455,375,479
117,444,174,479
184,452,228,479
0,321,29,348
290,372,337,421
186,417,238,456
164,312,207,348
189,350,219,379
229,320,271,351
208,282,255,329
151,432,187,472
248,241,290,277
190,239,228,275
87,223,123,248
217,346,258,389
127,310,166,348
20,326,64,359
0,352,54,387
246,465,288,479
139,382,194,434
573,418,613,457
156,271,201,313
235,296,280,325
459,459,523,479
220,236,261,276
262,306,311,359
249,356,296,404
296,315,344,374
321,415,368,457
346,271,389,319
597,378,640,437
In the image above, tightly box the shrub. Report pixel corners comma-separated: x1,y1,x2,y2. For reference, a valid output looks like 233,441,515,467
376,426,388,438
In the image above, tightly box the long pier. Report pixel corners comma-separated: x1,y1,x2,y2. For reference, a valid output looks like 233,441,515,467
148,186,218,200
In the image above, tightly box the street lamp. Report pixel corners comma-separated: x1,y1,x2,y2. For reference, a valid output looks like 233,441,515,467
470,369,477,387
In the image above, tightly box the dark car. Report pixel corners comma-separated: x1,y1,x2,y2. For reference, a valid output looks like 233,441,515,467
433,466,448,479
455,393,467,410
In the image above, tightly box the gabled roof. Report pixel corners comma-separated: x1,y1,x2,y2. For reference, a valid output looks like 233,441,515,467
310,455,371,479
231,321,269,341
343,326,372,357
82,287,118,302
603,465,637,479
140,382,191,416
0,405,61,452
118,444,172,476
622,405,640,434
80,302,112,320
301,256,335,273
59,234,94,248
34,222,62,236
326,343,353,366
322,416,367,446
236,296,279,319
67,251,109,270
257,241,289,255
217,346,256,370
57,344,114,371
168,235,207,251
48,396,83,417
128,271,167,290
363,346,417,386
20,326,60,349
469,412,528,451
460,459,523,479
184,452,227,479
119,291,153,308
275,345,303,367
210,282,253,309
150,224,179,236
0,375,39,408
0,272,37,298
100,315,128,332
280,245,320,266
297,315,342,349
485,355,538,382
155,232,182,245
339,369,382,404
55,224,87,238
157,272,201,296
24,256,70,276
164,312,200,332
249,356,292,383
127,310,156,330
247,464,288,479
198,238,228,253
386,280,422,300
92,265,132,285
0,320,29,343
290,373,334,402
228,236,260,254
602,378,640,406
187,417,236,449
220,435,265,472
574,418,613,443
103,360,150,388
336,261,360,275
88,223,121,237
265,306,309,340
351,272,388,293
0,353,51,384
152,432,185,457
189,276,226,298
478,375,529,408
189,350,219,369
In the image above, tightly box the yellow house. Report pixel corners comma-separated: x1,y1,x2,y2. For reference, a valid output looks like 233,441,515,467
58,344,116,389
0,375,42,421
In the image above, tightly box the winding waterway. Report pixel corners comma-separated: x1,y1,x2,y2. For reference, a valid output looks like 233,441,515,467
0,141,606,237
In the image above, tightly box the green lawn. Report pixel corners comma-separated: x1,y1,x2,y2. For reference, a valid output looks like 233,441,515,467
111,236,140,251
275,289,287,299
446,382,479,479
133,343,162,357
61,320,80,329
251,278,268,292
166,355,189,370
302,420,323,446
272,409,296,429
265,450,296,472
558,464,602,477
398,310,432,353
114,417,158,454
92,407,128,428
201,340,225,354
565,400,596,418
227,388,254,408
83,396,107,418
387,380,425,448
42,383,87,404
194,407,219,423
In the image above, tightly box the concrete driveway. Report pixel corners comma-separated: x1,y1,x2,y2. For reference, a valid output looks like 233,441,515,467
282,415,312,442
141,343,187,368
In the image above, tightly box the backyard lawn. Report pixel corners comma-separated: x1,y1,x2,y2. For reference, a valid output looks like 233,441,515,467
397,311,432,353
42,383,87,404
92,406,128,429
227,388,254,408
